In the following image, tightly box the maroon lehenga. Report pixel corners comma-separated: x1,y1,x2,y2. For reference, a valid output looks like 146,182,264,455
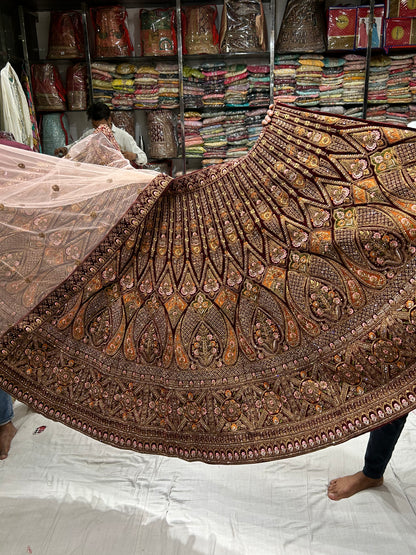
2,103,416,464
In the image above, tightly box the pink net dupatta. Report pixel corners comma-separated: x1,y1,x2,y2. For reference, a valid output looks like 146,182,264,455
0,132,164,335
2,103,416,464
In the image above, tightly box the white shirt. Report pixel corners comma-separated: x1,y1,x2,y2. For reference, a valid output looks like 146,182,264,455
70,124,147,164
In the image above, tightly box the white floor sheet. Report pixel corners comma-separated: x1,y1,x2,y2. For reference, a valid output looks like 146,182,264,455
1,402,415,555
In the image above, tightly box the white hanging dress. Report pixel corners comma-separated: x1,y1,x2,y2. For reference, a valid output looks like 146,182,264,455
0,62,33,148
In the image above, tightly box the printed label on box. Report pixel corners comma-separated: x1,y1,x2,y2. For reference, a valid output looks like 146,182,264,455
327,7,357,50
389,0,416,18
356,6,385,48
385,17,416,47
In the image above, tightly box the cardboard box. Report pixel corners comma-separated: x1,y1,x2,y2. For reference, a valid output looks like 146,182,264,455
384,17,416,47
356,5,385,48
388,0,416,18
327,7,357,50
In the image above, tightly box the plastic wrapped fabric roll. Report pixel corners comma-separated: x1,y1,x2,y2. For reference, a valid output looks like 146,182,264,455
140,8,177,56
91,6,133,58
183,5,220,55
47,11,85,59
219,0,267,53
276,0,326,53
112,110,135,138
67,64,88,111
146,110,177,159
31,64,67,112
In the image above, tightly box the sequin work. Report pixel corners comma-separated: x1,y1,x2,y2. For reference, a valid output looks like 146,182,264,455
3,103,416,464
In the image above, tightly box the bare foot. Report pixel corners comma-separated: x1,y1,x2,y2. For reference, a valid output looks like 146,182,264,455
0,421,17,460
327,471,383,501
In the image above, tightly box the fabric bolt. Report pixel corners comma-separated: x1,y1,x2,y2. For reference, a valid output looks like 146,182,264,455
147,110,177,159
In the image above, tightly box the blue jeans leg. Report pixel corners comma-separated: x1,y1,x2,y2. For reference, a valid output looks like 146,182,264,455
363,414,408,479
0,388,14,426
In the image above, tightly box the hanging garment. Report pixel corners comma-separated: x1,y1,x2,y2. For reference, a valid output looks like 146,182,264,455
21,69,41,152
0,62,33,148
41,113,71,156
1,103,416,464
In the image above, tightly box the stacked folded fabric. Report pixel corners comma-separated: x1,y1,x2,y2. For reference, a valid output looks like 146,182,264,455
111,91,135,110
344,106,364,118
225,65,249,107
224,110,249,158
245,107,266,148
273,55,298,104
202,63,226,108
368,56,390,105
247,65,270,107
365,104,389,123
410,55,416,102
134,65,159,109
385,104,410,126
342,54,366,104
295,55,323,107
387,55,413,105
91,62,116,106
156,62,179,109
200,111,227,164
319,58,344,107
183,111,205,157
183,66,205,109
316,105,345,115
111,63,137,110
409,102,416,123
200,120,227,147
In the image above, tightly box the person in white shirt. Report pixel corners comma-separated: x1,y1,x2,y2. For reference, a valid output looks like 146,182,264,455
55,102,147,165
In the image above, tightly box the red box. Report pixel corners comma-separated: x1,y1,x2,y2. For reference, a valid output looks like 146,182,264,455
327,7,357,50
388,0,416,18
356,5,385,48
384,17,416,47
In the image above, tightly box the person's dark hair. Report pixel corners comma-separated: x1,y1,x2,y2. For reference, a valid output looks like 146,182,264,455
87,102,111,121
